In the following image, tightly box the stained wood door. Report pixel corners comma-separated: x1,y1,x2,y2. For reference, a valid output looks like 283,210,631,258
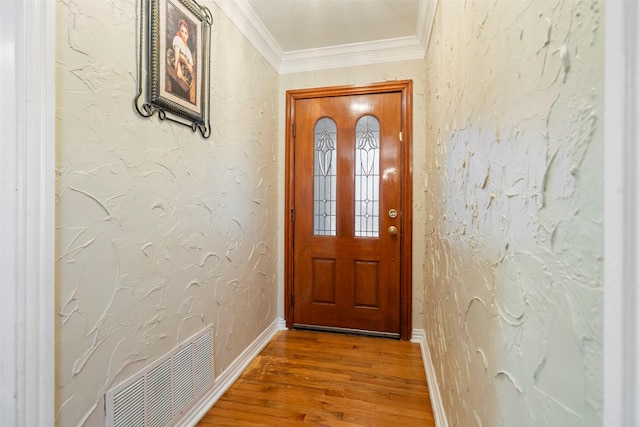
286,83,411,338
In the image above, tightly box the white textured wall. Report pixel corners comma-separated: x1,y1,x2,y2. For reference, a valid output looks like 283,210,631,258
423,1,603,426
278,63,429,331
55,0,279,424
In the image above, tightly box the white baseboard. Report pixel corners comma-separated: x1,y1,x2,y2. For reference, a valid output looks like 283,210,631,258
178,317,287,426
412,328,449,427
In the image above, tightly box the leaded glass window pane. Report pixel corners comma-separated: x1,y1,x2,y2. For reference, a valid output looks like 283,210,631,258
355,115,380,237
314,118,337,236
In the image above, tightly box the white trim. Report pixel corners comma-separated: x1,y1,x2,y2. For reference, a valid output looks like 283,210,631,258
177,317,287,426
0,3,22,423
211,0,283,72
279,36,425,74
0,0,55,426
416,0,438,52
213,0,438,74
412,329,449,427
604,0,639,425
26,1,56,425
633,0,640,417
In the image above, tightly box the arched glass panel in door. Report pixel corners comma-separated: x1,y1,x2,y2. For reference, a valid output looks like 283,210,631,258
355,115,380,237
313,118,337,236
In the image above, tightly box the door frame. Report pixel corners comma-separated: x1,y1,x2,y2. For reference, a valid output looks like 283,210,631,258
1,0,55,424
284,80,413,340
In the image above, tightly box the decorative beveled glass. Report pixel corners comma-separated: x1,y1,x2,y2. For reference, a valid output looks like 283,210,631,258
313,118,337,236
354,115,380,237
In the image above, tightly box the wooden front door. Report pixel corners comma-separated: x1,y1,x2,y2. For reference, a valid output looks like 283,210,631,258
285,81,413,339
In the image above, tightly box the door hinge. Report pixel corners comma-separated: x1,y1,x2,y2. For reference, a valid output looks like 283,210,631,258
290,209,295,223
399,131,403,142
292,124,296,138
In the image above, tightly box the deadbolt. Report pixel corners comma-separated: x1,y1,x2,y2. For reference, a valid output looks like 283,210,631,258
388,209,398,219
388,226,398,236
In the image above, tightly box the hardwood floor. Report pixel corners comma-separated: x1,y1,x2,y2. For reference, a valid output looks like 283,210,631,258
197,330,435,426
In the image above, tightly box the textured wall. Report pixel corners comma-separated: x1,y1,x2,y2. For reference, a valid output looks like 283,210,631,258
423,0,603,425
278,63,429,331
55,0,279,424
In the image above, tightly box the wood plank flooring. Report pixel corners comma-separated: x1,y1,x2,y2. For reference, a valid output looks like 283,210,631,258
197,330,435,426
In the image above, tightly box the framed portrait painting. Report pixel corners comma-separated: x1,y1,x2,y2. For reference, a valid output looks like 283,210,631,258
136,0,211,137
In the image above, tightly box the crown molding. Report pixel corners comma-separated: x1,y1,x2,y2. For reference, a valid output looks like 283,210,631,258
417,0,439,51
211,0,283,72
213,0,438,75
279,36,425,74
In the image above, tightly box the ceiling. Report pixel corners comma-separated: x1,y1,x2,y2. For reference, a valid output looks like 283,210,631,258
246,0,421,51
212,0,438,74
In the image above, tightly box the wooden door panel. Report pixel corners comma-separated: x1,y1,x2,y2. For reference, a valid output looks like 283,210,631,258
353,260,380,308
293,92,400,334
285,81,412,339
311,258,337,304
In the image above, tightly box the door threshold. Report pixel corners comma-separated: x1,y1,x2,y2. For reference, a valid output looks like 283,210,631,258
293,323,400,339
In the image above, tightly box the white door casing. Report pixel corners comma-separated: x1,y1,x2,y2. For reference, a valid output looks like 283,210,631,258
0,0,55,425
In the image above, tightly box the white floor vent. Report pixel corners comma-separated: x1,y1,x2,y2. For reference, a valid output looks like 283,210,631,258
105,326,214,427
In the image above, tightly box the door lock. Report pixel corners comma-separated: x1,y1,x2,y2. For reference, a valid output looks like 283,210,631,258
388,209,398,219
